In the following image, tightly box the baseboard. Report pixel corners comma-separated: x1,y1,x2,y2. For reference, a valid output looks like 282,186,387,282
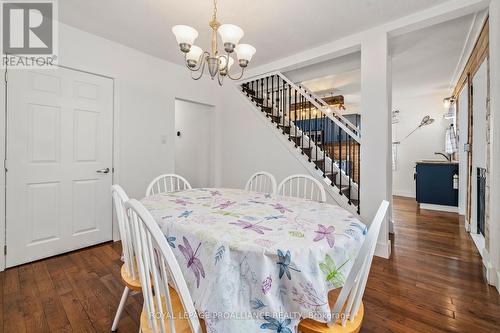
389,219,395,234
482,248,500,293
392,190,415,198
375,240,391,259
419,203,458,213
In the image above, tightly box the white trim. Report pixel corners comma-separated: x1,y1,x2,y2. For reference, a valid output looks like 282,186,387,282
375,240,391,259
112,78,121,241
481,248,500,292
419,203,459,213
470,232,485,255
392,190,415,198
450,10,489,90
389,219,395,234
0,68,5,271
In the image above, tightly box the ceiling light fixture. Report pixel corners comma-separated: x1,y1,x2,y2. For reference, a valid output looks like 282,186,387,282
172,0,256,86
443,97,455,109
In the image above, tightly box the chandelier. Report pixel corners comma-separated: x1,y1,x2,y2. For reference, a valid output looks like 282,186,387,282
172,0,256,86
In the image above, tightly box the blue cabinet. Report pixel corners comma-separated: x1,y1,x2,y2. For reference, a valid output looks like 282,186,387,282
415,162,459,207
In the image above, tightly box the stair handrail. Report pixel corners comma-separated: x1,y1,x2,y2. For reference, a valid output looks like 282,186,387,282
294,83,360,136
239,71,361,143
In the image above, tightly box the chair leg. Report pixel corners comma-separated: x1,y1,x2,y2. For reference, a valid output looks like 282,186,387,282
112,287,130,331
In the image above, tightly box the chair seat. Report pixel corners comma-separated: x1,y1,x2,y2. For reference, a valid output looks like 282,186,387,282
120,264,142,291
298,302,364,333
140,287,206,333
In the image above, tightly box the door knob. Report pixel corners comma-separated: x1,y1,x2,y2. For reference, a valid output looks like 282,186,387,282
96,167,110,174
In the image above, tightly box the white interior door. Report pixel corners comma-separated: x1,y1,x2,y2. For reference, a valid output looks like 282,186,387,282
174,99,213,188
6,67,113,267
470,60,488,235
457,83,468,217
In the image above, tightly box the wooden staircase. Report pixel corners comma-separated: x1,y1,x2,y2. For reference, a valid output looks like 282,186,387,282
241,73,361,213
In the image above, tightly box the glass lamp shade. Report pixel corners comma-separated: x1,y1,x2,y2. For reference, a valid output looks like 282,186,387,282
218,56,234,71
235,44,256,66
172,25,199,48
218,24,244,50
186,46,203,67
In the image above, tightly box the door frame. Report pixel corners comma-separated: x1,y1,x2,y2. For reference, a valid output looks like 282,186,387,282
174,98,217,188
0,63,121,271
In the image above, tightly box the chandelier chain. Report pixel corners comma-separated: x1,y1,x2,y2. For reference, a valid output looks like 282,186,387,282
212,0,217,22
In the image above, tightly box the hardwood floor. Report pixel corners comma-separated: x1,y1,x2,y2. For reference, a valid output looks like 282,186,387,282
362,196,500,333
1,196,499,332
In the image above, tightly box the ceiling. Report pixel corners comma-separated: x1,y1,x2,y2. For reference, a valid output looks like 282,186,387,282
282,13,476,113
59,0,451,67
390,13,475,99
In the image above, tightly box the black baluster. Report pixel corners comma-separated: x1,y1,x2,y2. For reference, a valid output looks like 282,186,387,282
282,83,286,131
294,89,298,147
304,98,312,156
266,76,269,107
271,75,274,113
338,128,342,194
348,135,352,204
315,108,319,170
261,78,264,104
357,139,360,214
288,85,291,141
254,80,257,102
276,76,280,126
323,113,328,179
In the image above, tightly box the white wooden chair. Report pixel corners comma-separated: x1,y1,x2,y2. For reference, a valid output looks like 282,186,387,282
277,174,327,203
125,199,205,333
298,201,390,333
146,174,192,196
245,171,277,194
111,185,142,331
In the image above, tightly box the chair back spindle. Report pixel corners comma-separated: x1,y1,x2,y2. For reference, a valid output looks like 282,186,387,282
125,199,202,333
329,200,389,327
277,174,327,203
111,185,136,280
245,171,277,194
146,174,192,196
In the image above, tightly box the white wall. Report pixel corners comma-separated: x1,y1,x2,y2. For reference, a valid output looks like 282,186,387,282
0,23,222,253
488,0,500,291
392,92,451,197
56,23,221,201
217,84,342,205
457,84,468,215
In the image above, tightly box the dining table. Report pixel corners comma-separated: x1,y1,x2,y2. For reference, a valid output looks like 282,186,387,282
141,187,367,333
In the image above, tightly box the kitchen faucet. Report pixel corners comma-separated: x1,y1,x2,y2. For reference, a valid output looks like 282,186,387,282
434,152,451,162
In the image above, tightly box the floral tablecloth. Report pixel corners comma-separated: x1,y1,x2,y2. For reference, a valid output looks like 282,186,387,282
141,188,366,333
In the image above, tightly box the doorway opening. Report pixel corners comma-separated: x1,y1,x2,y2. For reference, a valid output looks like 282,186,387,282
174,99,215,188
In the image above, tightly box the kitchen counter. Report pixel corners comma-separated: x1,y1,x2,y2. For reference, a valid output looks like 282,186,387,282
416,160,459,165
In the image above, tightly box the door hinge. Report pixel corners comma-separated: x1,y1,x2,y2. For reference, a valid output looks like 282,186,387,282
4,245,6,255
4,70,7,83
4,159,7,172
